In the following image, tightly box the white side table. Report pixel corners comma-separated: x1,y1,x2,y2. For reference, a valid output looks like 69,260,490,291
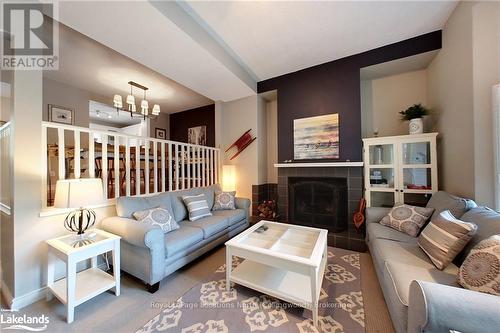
46,229,120,323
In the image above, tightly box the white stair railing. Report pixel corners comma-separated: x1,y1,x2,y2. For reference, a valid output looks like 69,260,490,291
41,121,220,208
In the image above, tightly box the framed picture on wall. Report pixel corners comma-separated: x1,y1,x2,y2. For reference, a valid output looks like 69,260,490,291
294,113,339,159
48,104,74,125
188,125,207,146
155,128,167,140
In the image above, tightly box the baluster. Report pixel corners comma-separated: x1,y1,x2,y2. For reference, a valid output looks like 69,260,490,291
114,136,119,198
175,145,179,190
181,145,185,190
168,143,173,191
202,148,206,187
210,149,214,185
153,141,158,193
186,146,191,189
135,140,140,196
88,132,95,178
144,141,150,195
161,142,166,192
74,131,81,179
215,149,219,184
125,138,131,196
57,128,65,180
102,136,108,199
195,147,200,187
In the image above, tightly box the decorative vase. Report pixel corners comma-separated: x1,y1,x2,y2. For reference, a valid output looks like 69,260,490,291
409,118,423,134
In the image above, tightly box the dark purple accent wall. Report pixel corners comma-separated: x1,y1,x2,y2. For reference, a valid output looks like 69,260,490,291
169,104,215,147
258,31,442,162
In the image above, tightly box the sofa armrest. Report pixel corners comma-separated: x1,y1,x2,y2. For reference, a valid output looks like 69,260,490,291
365,207,391,224
408,280,500,333
101,216,164,250
235,197,251,219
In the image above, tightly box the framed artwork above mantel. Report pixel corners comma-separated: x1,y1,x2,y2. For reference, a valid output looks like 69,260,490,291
293,113,339,160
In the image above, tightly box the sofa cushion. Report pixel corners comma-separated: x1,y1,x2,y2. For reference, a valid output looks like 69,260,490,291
418,210,477,270
211,209,246,226
367,222,417,244
458,235,500,296
164,223,204,258
426,191,477,221
456,207,500,264
380,204,434,237
116,192,173,218
385,261,459,306
186,215,229,239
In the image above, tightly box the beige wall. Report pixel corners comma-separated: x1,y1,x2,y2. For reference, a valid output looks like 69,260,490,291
427,0,500,205
220,96,259,201
472,1,500,207
266,100,278,183
361,69,428,138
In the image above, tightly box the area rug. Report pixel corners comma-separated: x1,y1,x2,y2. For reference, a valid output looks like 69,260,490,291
137,247,365,333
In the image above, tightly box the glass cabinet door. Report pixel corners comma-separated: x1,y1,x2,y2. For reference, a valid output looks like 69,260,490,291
399,140,435,206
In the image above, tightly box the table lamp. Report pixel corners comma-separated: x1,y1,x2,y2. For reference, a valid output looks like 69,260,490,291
222,165,236,192
54,178,104,239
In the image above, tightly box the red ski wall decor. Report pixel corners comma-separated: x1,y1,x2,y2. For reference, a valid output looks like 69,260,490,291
225,129,257,160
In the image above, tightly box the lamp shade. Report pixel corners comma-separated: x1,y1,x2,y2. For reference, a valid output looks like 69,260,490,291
126,94,135,105
222,165,236,192
141,99,149,110
113,94,123,108
54,178,104,209
152,104,160,115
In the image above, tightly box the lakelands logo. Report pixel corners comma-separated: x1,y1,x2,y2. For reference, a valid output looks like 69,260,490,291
1,1,59,70
0,309,49,331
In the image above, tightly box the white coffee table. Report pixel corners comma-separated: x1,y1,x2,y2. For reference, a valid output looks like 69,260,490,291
225,220,328,327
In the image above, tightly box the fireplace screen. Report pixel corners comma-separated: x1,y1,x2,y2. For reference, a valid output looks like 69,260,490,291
288,177,348,232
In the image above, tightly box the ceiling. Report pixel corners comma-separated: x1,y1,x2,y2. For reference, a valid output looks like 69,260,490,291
52,1,458,103
44,21,212,114
360,50,439,80
185,0,457,81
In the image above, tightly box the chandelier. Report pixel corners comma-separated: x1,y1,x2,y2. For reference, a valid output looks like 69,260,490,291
112,81,160,119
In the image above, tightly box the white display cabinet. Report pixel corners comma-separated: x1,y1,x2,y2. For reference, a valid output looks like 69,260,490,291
362,133,438,207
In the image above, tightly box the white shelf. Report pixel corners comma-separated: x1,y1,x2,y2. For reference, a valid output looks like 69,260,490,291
230,260,314,307
49,268,116,307
274,162,363,168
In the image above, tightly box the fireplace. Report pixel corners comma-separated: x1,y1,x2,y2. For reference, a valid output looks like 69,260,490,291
288,177,348,232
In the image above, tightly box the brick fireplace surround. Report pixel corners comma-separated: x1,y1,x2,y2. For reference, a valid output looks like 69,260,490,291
276,166,365,252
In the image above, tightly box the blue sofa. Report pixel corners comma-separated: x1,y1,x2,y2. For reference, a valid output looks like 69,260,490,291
101,184,250,292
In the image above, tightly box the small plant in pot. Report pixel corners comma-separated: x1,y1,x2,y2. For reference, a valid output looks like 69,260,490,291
399,103,430,134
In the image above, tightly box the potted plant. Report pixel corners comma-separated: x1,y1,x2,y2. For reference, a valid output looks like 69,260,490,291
399,103,430,134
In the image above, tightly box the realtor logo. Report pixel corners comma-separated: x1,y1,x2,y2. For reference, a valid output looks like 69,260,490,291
1,2,59,70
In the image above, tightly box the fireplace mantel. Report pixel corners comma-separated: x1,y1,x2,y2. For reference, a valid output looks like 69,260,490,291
274,162,363,168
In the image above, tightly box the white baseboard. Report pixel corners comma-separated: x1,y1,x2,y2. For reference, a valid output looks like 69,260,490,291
9,263,108,310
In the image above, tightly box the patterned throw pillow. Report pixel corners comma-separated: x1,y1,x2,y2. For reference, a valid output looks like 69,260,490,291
458,235,500,295
418,210,477,270
133,207,179,233
380,204,435,237
213,191,236,210
182,194,212,221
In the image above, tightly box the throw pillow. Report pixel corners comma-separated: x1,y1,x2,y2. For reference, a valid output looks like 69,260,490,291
458,235,500,296
418,210,477,270
182,193,212,221
133,207,179,233
379,204,435,237
213,191,236,210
